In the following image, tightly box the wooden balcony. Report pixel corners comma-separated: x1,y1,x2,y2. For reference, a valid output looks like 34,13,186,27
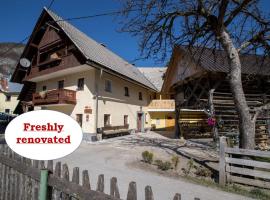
148,99,175,111
32,89,76,106
25,54,81,81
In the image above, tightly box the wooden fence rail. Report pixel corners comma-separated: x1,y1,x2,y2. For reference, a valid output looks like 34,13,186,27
0,144,200,200
219,137,270,189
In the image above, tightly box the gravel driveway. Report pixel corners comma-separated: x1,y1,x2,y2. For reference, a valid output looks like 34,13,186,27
58,133,253,200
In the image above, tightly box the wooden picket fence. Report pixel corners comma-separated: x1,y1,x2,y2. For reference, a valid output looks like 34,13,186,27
219,137,270,189
0,144,200,200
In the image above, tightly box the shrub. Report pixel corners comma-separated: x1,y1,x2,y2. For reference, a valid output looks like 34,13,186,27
194,166,212,177
183,159,195,175
142,151,153,164
171,155,180,169
155,159,172,171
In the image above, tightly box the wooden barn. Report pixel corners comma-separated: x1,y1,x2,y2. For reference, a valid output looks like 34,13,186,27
162,46,270,148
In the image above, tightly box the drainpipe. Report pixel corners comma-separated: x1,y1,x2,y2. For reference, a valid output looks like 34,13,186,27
39,169,48,200
95,69,103,134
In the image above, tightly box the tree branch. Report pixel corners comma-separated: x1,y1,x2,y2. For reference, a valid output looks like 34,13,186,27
224,0,253,26
251,101,270,122
217,0,229,30
237,29,270,52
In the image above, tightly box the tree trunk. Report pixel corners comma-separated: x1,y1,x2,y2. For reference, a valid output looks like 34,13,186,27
175,107,181,139
219,30,255,149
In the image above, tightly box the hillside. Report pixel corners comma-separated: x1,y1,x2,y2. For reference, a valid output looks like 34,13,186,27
0,43,24,77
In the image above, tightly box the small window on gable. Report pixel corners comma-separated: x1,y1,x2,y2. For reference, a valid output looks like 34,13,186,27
104,114,111,127
124,87,129,97
58,80,64,89
5,95,11,102
139,92,143,100
77,78,84,91
105,80,112,93
5,109,10,114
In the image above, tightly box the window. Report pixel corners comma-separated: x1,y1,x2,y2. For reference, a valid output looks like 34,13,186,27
77,78,84,91
5,95,11,102
104,114,111,126
124,87,129,97
124,115,129,125
105,80,112,93
42,85,47,91
76,114,83,127
139,92,143,100
5,109,10,114
58,80,64,89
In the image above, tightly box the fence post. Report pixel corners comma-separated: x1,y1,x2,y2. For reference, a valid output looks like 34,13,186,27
145,185,154,200
82,170,91,190
173,193,181,200
96,174,104,192
110,177,120,198
219,136,227,186
39,169,48,200
127,181,137,200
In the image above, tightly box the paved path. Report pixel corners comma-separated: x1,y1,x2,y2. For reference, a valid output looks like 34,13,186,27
58,133,252,200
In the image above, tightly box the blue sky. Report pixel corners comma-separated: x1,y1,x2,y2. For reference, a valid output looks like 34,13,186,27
0,0,269,67
0,0,164,67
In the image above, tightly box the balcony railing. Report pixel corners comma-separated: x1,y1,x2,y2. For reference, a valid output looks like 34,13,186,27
32,89,76,106
26,54,80,80
148,99,175,110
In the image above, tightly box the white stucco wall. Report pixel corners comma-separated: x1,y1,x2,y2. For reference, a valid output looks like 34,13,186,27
35,66,96,133
34,65,152,134
96,70,151,130
0,92,19,114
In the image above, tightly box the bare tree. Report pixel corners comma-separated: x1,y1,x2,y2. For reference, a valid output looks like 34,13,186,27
118,0,270,149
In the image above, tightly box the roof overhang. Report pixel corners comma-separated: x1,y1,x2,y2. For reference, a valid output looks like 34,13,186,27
86,60,158,92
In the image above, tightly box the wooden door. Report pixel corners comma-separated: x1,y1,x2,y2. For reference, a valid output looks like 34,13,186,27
76,114,83,127
137,113,142,132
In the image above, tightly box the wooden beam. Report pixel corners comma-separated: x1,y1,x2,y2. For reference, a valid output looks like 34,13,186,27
225,147,270,158
227,175,270,189
225,157,270,169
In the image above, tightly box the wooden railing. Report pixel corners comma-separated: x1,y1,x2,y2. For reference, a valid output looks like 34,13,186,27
32,89,76,106
148,99,175,110
219,137,270,189
0,145,201,200
26,54,80,80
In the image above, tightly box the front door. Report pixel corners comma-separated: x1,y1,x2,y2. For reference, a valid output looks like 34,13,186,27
137,113,143,132
76,114,83,127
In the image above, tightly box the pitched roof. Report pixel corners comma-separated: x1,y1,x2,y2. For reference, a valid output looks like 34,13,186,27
138,67,166,91
182,46,270,75
0,76,22,94
45,8,157,91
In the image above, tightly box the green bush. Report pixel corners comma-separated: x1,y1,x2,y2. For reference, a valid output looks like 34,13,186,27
183,159,195,175
194,166,212,177
155,159,172,171
142,151,154,164
171,155,180,169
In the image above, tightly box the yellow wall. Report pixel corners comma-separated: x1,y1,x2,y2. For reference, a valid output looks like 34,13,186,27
149,112,175,130
0,92,19,114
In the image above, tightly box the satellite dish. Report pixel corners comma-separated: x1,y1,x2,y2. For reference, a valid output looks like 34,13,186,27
20,58,31,68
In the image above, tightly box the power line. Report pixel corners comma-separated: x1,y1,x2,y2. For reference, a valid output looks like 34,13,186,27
0,8,140,62
48,0,55,9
